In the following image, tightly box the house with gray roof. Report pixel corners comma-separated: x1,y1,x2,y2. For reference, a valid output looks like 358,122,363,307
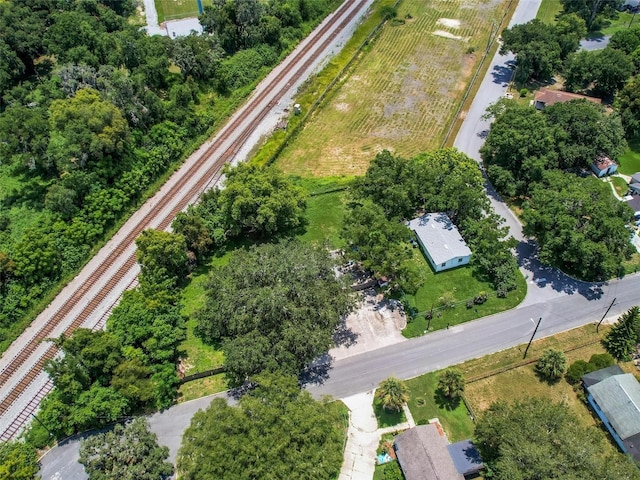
407,213,471,273
394,423,483,479
583,367,640,462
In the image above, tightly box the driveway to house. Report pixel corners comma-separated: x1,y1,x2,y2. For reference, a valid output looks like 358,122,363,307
580,35,611,51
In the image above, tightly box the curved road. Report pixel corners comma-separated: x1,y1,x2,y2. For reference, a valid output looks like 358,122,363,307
39,1,638,478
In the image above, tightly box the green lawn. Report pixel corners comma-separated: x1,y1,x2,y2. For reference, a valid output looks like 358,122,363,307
373,398,406,428
536,0,562,23
597,12,637,36
293,176,352,249
401,250,527,338
611,175,629,197
619,137,640,175
154,0,201,22
405,372,475,442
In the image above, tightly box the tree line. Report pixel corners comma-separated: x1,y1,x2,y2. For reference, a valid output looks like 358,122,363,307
0,0,338,353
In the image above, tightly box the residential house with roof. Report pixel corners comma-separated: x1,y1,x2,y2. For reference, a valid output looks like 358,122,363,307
582,366,640,463
394,423,483,480
407,213,471,273
591,154,618,178
533,88,602,110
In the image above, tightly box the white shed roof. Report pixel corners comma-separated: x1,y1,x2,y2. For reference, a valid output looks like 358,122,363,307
408,213,471,265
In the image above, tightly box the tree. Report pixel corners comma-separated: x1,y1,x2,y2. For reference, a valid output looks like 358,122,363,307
0,440,39,480
47,89,129,176
616,75,640,136
560,0,623,30
564,48,633,97
79,418,173,480
342,199,412,280
500,20,580,82
522,171,633,281
376,377,409,412
195,240,354,386
135,229,189,294
475,398,640,479
177,373,345,480
216,163,306,238
603,306,640,360
437,369,465,399
536,348,567,380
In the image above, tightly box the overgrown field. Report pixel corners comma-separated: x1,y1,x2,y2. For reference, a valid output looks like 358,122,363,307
154,0,205,22
277,0,512,176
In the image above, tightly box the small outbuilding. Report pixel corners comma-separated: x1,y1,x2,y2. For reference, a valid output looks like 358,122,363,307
583,366,640,462
591,154,618,178
631,173,640,185
408,213,471,272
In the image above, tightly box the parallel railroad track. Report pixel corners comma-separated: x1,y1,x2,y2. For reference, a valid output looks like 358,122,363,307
0,0,370,439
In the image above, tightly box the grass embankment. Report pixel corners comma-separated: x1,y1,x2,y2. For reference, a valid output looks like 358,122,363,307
402,250,527,338
536,0,563,23
275,0,513,176
405,324,616,449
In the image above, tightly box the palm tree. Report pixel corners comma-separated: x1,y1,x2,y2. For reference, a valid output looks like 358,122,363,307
536,348,567,380
376,377,409,412
437,369,465,399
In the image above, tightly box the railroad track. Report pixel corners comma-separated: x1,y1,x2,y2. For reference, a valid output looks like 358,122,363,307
0,0,371,439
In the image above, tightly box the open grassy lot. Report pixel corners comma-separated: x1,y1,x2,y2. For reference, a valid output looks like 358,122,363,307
536,0,562,23
276,0,513,177
620,137,640,175
154,0,202,22
405,372,475,442
402,249,527,338
611,175,629,197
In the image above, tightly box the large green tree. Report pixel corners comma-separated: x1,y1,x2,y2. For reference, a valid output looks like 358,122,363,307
79,418,173,480
522,171,633,280
135,229,189,294
563,47,634,97
437,369,465,400
603,306,640,360
177,373,345,480
535,348,567,381
0,440,39,480
217,163,306,238
196,240,354,386
475,398,640,480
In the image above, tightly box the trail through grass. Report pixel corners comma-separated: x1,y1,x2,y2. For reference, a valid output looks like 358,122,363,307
277,0,513,176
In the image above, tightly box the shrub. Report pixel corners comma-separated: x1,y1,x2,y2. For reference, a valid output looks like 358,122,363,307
466,46,477,54
589,353,614,369
565,359,594,384
536,348,567,381
474,292,488,305
519,88,529,97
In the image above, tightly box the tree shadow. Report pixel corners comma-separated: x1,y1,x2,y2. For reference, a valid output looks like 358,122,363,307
333,319,358,348
299,353,333,387
434,387,461,411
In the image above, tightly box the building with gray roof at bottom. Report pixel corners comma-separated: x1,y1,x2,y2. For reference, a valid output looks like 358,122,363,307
407,213,471,272
583,366,640,463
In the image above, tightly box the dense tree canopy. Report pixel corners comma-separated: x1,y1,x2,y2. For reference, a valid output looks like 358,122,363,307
177,373,345,480
196,240,354,386
475,398,640,480
522,171,633,280
560,0,622,30
482,100,626,195
564,47,634,97
79,418,173,480
0,440,39,480
500,18,584,82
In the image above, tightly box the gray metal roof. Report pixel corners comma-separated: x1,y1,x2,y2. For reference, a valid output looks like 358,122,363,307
446,439,483,476
394,424,463,480
581,365,624,388
408,213,472,265
588,373,640,440
631,173,640,184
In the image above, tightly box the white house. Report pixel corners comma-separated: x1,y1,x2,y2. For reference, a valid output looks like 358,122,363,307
408,213,472,272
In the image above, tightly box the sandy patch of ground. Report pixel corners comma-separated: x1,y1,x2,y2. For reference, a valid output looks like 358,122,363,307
331,290,407,361
436,18,461,28
335,102,351,112
432,30,467,41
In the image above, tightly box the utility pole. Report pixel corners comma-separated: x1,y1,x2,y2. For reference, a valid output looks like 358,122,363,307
523,317,542,359
596,297,617,333
31,413,54,437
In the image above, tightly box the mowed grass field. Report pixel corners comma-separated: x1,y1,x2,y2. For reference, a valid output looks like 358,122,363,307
154,0,207,22
277,0,512,177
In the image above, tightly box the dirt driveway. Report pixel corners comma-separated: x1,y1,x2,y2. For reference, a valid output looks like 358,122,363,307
330,290,407,361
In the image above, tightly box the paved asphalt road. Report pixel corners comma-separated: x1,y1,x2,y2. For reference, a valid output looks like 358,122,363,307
38,1,636,478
